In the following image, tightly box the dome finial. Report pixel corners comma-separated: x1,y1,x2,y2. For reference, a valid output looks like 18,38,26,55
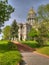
28,7,35,14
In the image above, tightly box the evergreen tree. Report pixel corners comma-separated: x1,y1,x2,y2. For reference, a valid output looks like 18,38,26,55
11,20,18,40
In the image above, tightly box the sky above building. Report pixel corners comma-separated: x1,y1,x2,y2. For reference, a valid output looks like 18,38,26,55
4,0,49,26
0,0,49,39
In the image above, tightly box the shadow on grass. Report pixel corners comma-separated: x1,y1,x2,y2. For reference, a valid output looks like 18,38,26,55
0,42,17,53
36,44,49,49
44,45,49,47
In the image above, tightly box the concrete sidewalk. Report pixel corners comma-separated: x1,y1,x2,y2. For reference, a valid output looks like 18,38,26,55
20,52,49,65
13,41,49,65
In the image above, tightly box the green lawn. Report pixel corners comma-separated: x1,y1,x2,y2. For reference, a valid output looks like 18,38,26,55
0,40,9,57
37,47,49,56
36,41,49,56
0,40,22,65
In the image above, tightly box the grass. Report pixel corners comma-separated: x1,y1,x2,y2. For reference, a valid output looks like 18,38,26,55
0,40,9,57
0,40,22,65
0,40,17,53
37,47,49,56
0,40,9,44
36,41,49,56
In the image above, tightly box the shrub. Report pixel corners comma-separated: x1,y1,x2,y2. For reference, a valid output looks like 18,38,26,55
20,41,39,48
8,42,17,50
36,37,45,47
0,51,22,65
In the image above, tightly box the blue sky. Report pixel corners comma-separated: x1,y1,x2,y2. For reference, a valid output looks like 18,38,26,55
0,0,49,39
4,0,49,26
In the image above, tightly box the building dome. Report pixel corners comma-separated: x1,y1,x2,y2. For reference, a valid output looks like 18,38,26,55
28,8,35,15
27,8,36,19
27,8,36,26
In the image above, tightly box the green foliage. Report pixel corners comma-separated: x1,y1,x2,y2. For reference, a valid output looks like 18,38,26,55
38,22,49,37
0,51,22,65
38,4,49,22
46,41,49,45
0,41,22,65
20,41,39,48
0,40,9,53
8,42,17,50
28,22,49,46
36,36,44,46
0,40,9,44
2,26,11,40
0,40,17,53
36,22,49,46
28,28,39,40
0,0,14,33
11,20,19,40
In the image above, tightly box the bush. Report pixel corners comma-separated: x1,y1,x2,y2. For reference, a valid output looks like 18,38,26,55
36,37,44,46
8,42,17,50
20,41,38,48
0,51,22,65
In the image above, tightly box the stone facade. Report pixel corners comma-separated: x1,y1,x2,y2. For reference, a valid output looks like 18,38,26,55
18,8,36,41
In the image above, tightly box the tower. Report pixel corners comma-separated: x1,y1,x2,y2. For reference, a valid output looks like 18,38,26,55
18,8,36,41
27,8,36,26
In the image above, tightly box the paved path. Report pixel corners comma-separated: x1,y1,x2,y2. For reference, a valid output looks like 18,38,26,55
13,41,49,65
20,52,49,65
12,41,35,52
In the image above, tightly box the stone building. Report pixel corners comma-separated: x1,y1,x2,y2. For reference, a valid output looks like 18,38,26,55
18,8,36,41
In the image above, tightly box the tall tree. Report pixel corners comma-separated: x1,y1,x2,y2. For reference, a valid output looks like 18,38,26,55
38,4,49,22
2,26,11,40
11,20,18,40
36,4,49,46
36,22,49,46
38,22,49,39
0,0,14,33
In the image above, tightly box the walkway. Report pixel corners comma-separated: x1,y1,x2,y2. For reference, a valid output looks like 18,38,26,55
20,52,49,65
12,41,35,52
13,41,49,65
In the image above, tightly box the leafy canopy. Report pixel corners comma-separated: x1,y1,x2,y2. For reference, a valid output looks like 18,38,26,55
38,4,49,22
0,0,14,32
28,28,39,38
2,26,11,40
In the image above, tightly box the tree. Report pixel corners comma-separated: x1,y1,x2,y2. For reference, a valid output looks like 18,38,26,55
0,0,14,33
35,21,49,46
28,28,39,40
11,20,19,40
38,4,49,22
36,4,49,46
39,22,49,39
2,26,11,40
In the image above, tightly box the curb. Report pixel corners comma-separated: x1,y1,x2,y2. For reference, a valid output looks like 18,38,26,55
33,51,49,59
